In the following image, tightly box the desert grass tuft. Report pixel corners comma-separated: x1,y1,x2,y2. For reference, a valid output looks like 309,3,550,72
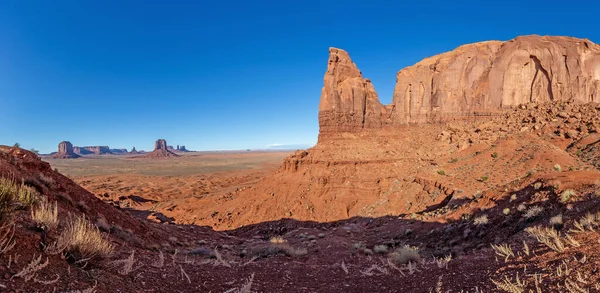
0,178,39,221
388,245,420,265
48,214,113,261
473,215,489,225
525,226,565,252
560,189,576,203
31,198,58,231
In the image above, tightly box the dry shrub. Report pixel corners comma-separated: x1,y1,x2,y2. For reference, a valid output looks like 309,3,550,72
523,206,544,220
491,273,526,293
0,224,16,255
253,243,308,258
491,243,514,262
561,190,576,203
112,251,136,275
269,236,286,244
374,245,389,254
94,215,110,232
0,178,18,221
0,178,39,221
549,214,563,230
525,226,565,252
17,184,39,207
571,212,600,232
474,215,489,225
49,214,113,260
12,254,49,282
31,198,58,231
389,245,420,265
37,173,55,188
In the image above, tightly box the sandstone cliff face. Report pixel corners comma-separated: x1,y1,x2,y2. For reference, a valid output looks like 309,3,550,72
319,35,600,132
52,141,80,159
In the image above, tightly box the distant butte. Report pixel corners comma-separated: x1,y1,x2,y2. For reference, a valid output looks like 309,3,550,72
51,141,80,159
144,139,180,158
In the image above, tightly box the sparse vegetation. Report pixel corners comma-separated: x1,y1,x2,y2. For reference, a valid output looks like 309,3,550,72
0,178,39,222
31,198,58,231
474,215,489,225
503,208,510,215
554,164,562,172
491,243,514,262
549,214,563,229
17,184,39,207
523,205,543,219
561,189,576,203
269,236,286,244
437,170,446,176
449,158,458,163
571,212,600,233
0,224,16,255
491,273,526,293
373,245,388,254
434,255,452,269
49,214,114,260
492,152,498,159
12,254,49,282
113,251,136,275
253,243,308,258
525,225,565,252
388,245,420,265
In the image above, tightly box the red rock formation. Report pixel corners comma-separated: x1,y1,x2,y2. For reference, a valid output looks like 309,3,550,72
52,141,80,159
319,35,600,133
318,48,385,133
145,139,179,158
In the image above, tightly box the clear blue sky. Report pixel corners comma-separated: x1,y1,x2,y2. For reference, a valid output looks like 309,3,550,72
1,0,598,153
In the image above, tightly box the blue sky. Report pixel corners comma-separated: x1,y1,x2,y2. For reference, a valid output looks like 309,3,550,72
1,0,599,153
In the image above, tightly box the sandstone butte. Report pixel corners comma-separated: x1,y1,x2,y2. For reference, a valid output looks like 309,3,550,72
144,139,180,158
51,141,80,159
319,35,600,133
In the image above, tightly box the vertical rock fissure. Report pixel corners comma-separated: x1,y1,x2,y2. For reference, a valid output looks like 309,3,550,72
564,55,570,77
361,88,367,127
530,55,555,102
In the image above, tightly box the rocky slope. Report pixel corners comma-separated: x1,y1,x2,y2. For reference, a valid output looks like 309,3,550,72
320,35,600,133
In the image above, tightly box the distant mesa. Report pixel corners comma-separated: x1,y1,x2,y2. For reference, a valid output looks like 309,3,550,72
73,146,111,155
144,139,180,158
169,144,190,153
51,141,81,159
109,148,128,155
129,147,140,154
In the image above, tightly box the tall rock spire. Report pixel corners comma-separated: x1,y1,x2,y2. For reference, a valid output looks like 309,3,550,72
318,48,384,133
